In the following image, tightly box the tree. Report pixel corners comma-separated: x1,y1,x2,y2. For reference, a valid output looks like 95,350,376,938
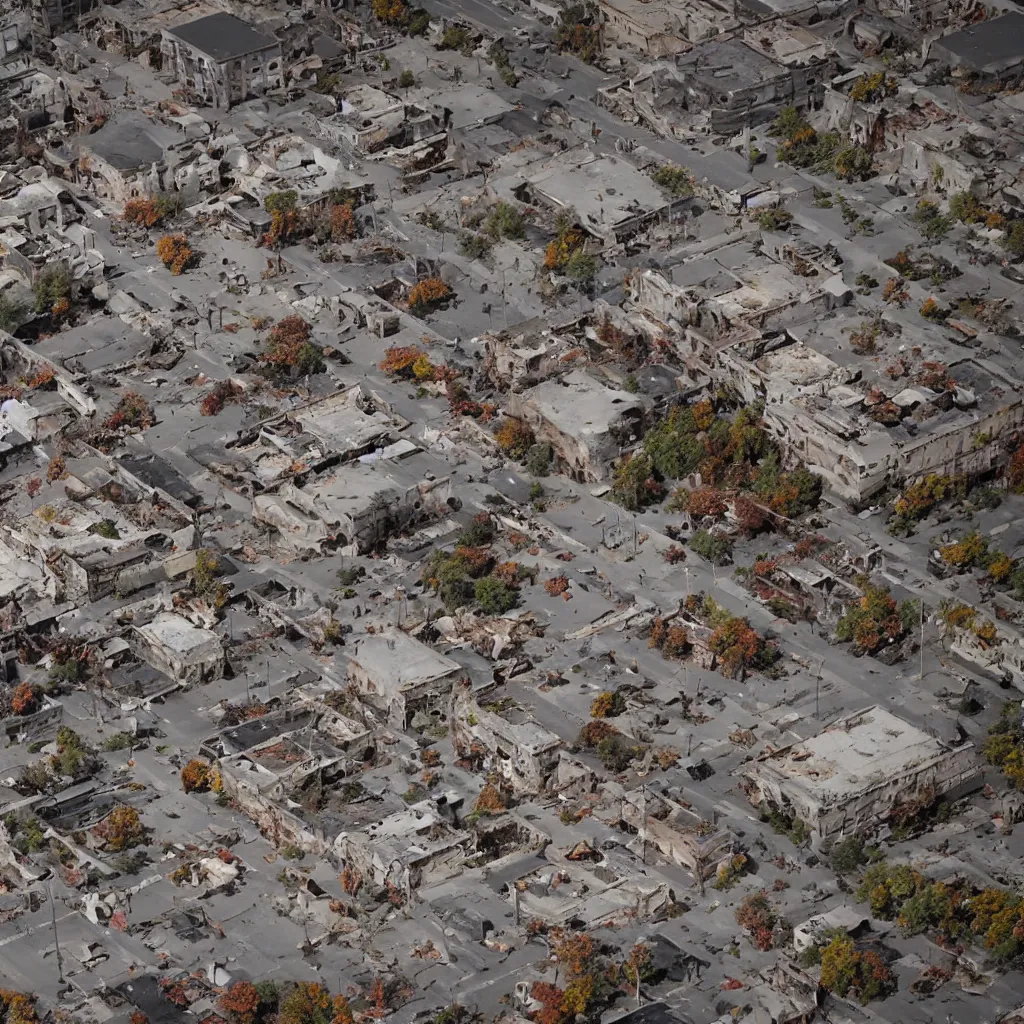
398,69,416,89
494,418,534,459
96,804,145,851
260,316,324,378
220,983,261,1024
181,759,214,793
408,277,452,313
735,893,777,950
590,690,626,718
155,234,195,275
688,529,733,566
474,575,518,614
553,4,601,62
623,943,654,990
329,203,357,241
279,984,335,1024
611,452,663,510
819,934,896,1003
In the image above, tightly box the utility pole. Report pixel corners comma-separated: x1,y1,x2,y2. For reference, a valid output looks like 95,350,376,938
639,783,647,865
918,599,925,680
49,883,65,986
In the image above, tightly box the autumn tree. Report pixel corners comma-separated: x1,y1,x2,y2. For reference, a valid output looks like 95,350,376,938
155,234,195,275
278,983,335,1024
260,316,325,378
219,982,261,1024
408,277,452,314
181,759,214,793
95,804,145,851
329,203,357,242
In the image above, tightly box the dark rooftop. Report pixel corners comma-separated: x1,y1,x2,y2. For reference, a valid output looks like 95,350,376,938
933,12,1024,73
165,12,279,61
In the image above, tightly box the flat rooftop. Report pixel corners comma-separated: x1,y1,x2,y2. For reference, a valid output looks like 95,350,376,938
934,12,1024,74
164,12,278,61
348,631,461,692
519,370,648,441
753,706,956,798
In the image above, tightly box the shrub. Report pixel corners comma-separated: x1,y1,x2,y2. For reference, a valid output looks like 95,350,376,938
526,443,553,476
264,190,298,214
544,210,585,272
0,294,29,332
459,232,492,260
650,163,692,197
597,733,644,772
911,200,951,242
757,207,793,232
10,682,40,716
578,720,619,748
458,512,496,546
473,779,507,815
33,266,70,314
680,486,727,519
849,71,897,102
484,201,526,240
398,69,416,88
155,234,195,275
830,835,869,874
439,24,474,53
408,277,452,313
200,379,243,416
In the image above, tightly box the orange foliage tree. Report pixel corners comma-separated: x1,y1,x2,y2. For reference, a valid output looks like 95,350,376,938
10,683,40,716
181,759,213,793
683,486,727,519
123,197,172,227
155,234,195,275
709,617,771,679
495,418,534,459
96,804,144,851
261,316,324,377
329,203,357,241
219,982,261,1024
408,277,452,313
